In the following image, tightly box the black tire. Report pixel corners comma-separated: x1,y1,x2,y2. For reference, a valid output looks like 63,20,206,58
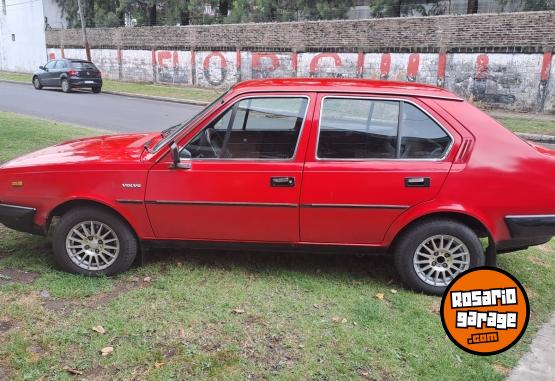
52,207,138,276
92,86,102,94
61,78,71,93
32,76,43,90
393,219,485,295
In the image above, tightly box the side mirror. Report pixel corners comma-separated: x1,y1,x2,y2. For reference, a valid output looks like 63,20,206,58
170,143,191,170
39,65,45,71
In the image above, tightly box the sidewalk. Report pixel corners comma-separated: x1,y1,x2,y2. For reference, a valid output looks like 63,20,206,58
507,312,555,381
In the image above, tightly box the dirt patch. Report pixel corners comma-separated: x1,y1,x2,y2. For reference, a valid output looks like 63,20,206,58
537,244,554,254
0,320,14,333
492,362,511,376
528,255,549,267
0,269,38,286
428,299,441,315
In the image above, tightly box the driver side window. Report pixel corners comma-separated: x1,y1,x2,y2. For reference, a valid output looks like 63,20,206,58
184,97,308,160
44,61,56,70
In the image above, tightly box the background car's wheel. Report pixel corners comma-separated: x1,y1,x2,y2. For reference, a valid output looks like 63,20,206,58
61,78,71,93
92,86,102,94
393,219,485,295
52,207,138,276
32,76,42,90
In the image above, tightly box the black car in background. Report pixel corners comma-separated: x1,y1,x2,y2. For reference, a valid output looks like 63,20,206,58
33,59,103,93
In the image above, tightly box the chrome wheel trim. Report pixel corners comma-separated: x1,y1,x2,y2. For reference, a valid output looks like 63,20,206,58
33,78,40,88
65,221,120,271
62,80,69,91
413,234,470,287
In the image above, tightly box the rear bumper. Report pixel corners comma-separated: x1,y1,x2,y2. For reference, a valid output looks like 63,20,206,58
0,203,42,235
69,78,102,87
499,215,555,252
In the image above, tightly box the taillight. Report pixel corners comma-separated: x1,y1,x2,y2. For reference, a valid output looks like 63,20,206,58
96,71,102,78
68,69,77,76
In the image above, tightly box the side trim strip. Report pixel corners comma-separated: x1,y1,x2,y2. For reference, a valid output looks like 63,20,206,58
116,199,144,204
300,203,409,210
144,200,298,208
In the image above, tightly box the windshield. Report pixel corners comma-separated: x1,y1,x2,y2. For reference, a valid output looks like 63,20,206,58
152,90,229,152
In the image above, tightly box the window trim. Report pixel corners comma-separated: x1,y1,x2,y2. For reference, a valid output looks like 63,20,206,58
182,94,312,162
315,95,454,162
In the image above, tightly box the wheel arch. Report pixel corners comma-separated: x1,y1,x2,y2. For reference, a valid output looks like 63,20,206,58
46,199,139,240
388,211,493,251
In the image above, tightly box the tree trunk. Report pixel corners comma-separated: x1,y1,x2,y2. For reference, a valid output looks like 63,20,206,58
467,0,478,13
219,0,229,16
148,4,157,26
180,9,190,25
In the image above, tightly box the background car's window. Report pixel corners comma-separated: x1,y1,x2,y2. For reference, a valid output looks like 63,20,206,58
185,97,308,160
400,103,451,159
54,60,65,69
318,98,399,159
44,61,56,70
71,61,97,70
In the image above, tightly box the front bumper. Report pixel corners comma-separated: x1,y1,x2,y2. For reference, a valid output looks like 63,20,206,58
69,78,102,87
498,215,555,252
0,203,41,235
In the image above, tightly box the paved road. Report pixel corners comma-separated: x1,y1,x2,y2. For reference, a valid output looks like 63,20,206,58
0,82,203,133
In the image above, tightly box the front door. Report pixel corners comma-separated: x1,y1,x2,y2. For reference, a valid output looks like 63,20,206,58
146,94,314,242
300,94,459,245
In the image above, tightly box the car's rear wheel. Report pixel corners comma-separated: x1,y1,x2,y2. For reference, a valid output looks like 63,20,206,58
32,76,42,90
61,78,71,93
393,219,485,295
52,207,138,276
92,86,101,94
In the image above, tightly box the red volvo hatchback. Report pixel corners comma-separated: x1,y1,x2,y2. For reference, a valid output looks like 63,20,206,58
1,79,554,294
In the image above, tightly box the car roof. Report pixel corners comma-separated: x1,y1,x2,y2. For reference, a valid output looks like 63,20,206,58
232,78,462,101
60,58,94,63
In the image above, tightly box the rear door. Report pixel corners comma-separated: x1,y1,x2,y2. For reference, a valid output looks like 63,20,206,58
145,93,315,242
300,94,459,245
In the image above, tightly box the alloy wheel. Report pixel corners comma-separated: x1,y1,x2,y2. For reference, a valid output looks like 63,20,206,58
65,221,120,271
412,234,471,287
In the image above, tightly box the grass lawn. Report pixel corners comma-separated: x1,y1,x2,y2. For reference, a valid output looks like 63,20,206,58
496,116,555,136
0,71,220,103
0,111,555,380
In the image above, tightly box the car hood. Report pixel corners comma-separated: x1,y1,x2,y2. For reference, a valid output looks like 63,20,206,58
1,133,158,170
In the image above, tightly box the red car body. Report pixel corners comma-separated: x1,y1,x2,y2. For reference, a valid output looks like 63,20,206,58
1,79,554,291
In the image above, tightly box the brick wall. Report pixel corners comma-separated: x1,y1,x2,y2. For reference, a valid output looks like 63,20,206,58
45,11,555,113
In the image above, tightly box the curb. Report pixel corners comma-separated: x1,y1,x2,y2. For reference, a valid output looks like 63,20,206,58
0,79,210,107
102,90,209,106
515,132,555,143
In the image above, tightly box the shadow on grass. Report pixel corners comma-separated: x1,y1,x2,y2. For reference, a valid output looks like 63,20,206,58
145,247,400,286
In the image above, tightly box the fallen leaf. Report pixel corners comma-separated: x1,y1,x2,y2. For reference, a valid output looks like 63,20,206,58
176,261,183,267
101,346,114,356
353,321,358,326
375,293,385,300
143,276,152,283
178,328,186,339
298,344,305,349
332,316,347,323
62,366,83,375
154,362,165,369
341,318,347,323
92,325,106,334
313,304,320,309
232,308,245,314
390,289,398,294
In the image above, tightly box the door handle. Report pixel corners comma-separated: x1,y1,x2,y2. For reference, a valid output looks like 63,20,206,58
270,177,295,187
405,177,431,187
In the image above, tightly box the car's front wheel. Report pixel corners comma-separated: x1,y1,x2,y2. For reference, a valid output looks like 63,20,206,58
52,207,138,276
92,86,101,94
393,219,485,295
61,78,71,93
32,76,42,90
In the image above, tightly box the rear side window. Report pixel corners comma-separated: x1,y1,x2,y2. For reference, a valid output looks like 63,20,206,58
54,60,66,69
185,97,308,160
71,61,97,70
317,98,451,160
